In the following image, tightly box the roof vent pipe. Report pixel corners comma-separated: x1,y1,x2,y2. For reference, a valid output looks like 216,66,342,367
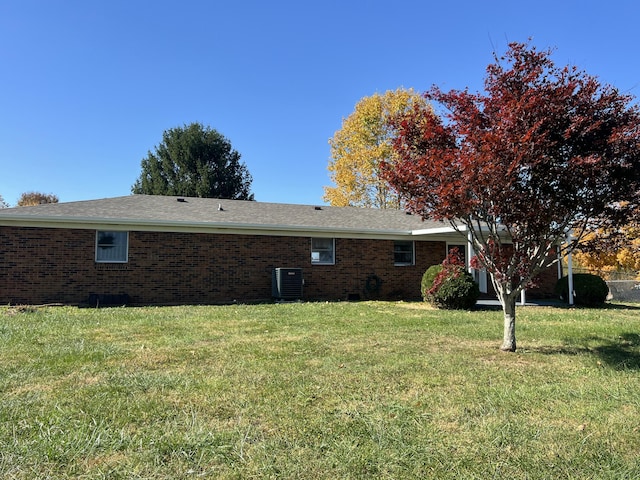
218,203,224,211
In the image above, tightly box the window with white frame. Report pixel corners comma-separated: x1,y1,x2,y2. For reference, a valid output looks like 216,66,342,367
96,231,129,263
394,240,415,266
311,238,335,265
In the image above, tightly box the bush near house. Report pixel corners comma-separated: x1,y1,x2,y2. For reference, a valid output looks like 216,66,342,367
423,249,479,310
421,264,443,301
555,273,609,306
430,269,480,310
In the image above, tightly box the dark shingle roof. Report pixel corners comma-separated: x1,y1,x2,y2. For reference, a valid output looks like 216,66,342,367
0,195,450,237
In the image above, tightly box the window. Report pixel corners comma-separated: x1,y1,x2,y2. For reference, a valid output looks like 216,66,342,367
311,238,335,265
394,240,414,265
96,231,128,263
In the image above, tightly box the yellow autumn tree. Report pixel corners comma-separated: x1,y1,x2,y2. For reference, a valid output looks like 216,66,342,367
574,214,640,279
17,192,59,206
324,88,431,208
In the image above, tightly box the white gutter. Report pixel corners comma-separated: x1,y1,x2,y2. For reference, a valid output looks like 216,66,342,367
0,215,418,240
0,213,511,242
411,225,466,235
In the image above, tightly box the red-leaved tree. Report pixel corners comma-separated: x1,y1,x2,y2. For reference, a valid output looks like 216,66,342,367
381,43,640,351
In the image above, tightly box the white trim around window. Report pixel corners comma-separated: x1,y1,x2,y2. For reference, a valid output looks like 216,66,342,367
394,240,415,266
96,231,129,263
311,237,335,265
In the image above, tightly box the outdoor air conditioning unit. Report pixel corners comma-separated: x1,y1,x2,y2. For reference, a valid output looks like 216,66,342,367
272,268,303,301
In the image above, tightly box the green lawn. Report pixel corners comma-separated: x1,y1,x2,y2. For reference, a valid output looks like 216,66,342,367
1,301,639,479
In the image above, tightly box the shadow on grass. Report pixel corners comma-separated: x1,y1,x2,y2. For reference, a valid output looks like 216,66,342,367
601,302,640,311
474,301,640,312
532,332,640,370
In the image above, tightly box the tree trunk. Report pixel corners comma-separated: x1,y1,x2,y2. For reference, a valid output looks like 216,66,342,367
500,294,517,352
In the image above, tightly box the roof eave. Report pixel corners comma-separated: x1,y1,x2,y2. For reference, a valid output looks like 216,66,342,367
0,215,417,239
411,225,467,235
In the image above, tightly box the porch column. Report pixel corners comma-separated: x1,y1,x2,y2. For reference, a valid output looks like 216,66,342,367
566,232,575,306
468,230,487,294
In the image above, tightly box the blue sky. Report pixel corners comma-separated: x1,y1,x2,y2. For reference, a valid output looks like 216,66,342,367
1,0,639,206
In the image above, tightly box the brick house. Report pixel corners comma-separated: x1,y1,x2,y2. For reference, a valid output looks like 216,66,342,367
0,195,556,306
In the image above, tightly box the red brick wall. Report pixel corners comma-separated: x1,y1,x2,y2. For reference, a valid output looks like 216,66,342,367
530,260,560,298
0,227,447,305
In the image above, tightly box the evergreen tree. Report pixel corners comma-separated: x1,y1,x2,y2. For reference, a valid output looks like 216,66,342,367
132,123,254,200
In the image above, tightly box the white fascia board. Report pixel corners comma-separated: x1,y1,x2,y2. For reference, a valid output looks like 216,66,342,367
0,216,416,240
411,224,511,243
411,225,467,235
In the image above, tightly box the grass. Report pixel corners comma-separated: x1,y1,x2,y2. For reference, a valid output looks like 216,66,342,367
1,301,639,479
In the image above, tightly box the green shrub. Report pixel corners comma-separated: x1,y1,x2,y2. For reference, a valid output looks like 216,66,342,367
431,269,480,310
422,249,479,309
421,265,443,301
555,273,609,306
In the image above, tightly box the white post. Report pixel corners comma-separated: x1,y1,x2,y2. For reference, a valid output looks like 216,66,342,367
566,231,575,306
520,288,526,306
557,249,563,279
467,230,474,275
468,229,488,294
